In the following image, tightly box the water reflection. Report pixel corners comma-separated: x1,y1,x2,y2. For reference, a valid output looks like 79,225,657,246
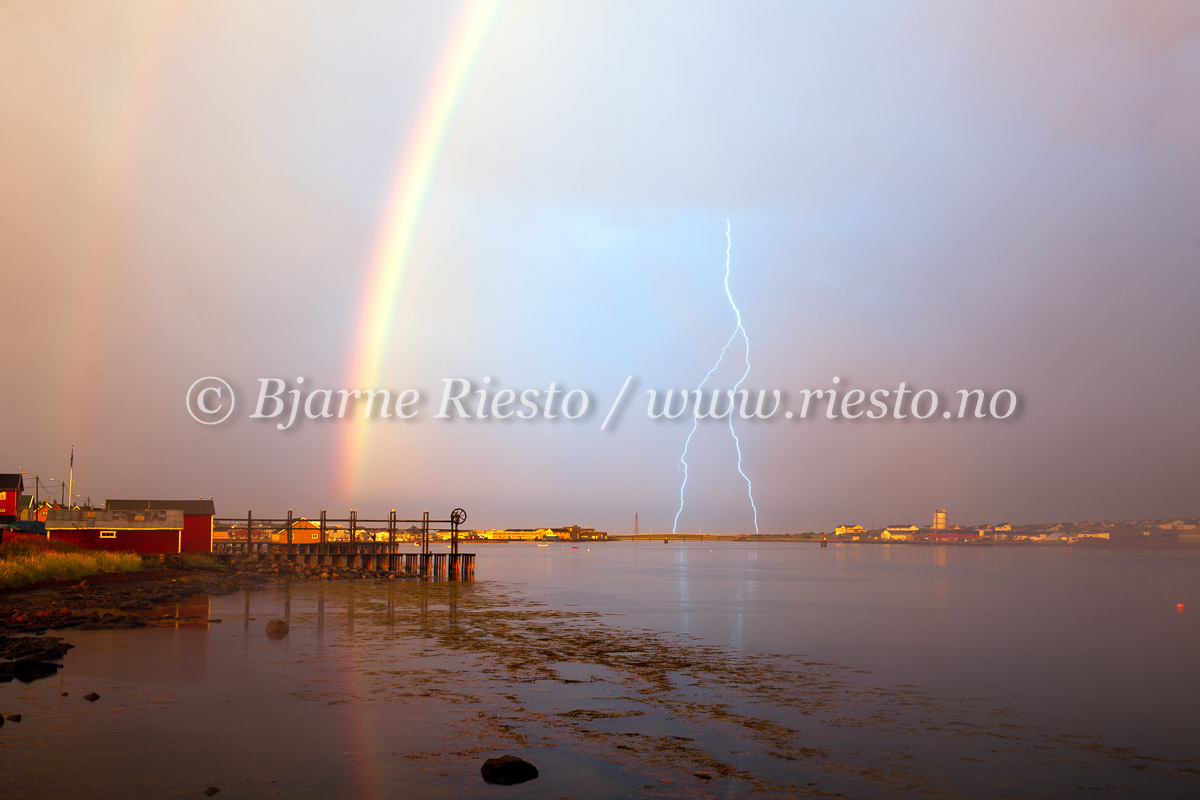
673,547,689,634
2,546,1198,800
260,577,469,638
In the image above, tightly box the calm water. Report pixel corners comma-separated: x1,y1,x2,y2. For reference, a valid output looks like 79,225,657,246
1,542,1198,799
482,542,1200,749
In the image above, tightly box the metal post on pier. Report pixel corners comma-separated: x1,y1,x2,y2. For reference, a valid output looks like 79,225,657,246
422,510,430,555
247,510,253,556
319,508,327,565
450,507,466,555
449,508,467,578
388,510,397,571
349,509,358,567
286,509,293,546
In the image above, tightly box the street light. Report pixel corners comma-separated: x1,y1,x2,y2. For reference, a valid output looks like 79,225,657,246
17,468,29,516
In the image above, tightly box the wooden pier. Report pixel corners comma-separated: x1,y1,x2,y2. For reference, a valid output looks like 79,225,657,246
275,543,475,579
212,507,475,580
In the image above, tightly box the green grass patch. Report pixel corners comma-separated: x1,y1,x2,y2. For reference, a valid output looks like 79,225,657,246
179,553,220,569
0,537,143,588
0,536,87,559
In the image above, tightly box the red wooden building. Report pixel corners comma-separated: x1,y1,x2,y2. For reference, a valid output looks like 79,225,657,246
106,499,215,553
0,474,22,522
45,508,186,554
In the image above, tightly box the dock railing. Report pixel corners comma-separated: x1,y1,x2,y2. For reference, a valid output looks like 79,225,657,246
212,507,473,579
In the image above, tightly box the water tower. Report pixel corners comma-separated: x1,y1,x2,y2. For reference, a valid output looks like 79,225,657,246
933,508,947,530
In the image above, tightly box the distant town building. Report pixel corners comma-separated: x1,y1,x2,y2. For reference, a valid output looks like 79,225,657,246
475,525,608,541
0,474,24,523
21,500,57,523
556,525,608,541
925,529,981,543
479,528,553,541
932,508,947,530
881,525,919,541
272,518,322,543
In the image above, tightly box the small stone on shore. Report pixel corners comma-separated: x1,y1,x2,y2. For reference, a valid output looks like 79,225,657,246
83,692,100,702
5,714,21,722
265,619,289,637
203,787,220,796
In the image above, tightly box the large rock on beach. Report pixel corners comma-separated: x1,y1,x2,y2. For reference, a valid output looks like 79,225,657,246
480,755,539,785
265,619,289,638
11,660,60,683
0,634,73,661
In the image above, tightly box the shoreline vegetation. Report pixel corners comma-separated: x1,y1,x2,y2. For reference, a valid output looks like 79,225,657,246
0,537,221,590
0,534,223,592
0,539,142,590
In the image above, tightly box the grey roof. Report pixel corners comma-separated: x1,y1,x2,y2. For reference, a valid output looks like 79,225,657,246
106,498,215,516
0,474,24,491
46,508,184,530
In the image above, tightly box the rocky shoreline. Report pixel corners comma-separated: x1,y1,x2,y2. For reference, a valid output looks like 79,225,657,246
0,558,415,684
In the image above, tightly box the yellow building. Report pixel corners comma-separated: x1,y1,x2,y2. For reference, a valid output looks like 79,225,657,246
881,525,918,541
479,528,555,540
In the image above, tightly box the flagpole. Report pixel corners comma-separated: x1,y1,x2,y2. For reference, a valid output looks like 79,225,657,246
68,446,74,510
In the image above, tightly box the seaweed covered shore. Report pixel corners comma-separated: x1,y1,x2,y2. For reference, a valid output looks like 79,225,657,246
0,558,395,675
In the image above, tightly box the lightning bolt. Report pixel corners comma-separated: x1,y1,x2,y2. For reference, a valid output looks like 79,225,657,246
672,220,760,534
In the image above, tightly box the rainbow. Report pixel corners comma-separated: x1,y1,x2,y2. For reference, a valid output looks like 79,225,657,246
340,0,501,497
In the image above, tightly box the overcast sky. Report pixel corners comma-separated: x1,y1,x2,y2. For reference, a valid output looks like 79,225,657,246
3,1,1198,533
